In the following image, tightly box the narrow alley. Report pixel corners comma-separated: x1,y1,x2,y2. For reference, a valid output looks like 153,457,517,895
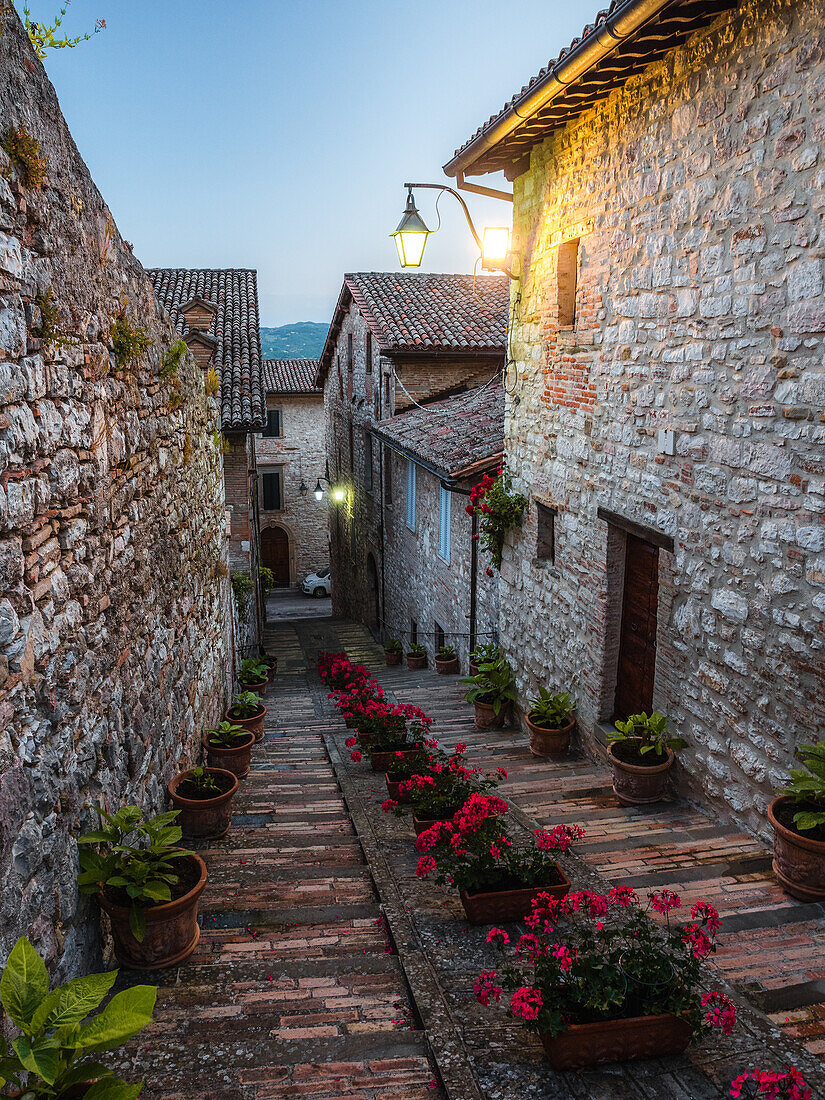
114,615,825,1100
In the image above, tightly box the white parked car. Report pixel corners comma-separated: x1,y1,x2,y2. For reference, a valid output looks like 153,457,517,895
302,568,331,597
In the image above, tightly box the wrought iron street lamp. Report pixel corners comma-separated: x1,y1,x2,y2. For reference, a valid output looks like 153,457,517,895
391,183,514,276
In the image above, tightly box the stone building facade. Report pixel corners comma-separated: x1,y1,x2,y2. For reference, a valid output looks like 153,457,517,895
0,3,230,974
256,358,328,588
149,268,266,653
319,273,508,666
445,0,825,831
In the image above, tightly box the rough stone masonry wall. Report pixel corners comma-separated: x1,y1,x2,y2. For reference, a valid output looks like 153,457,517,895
0,4,229,975
257,393,328,586
502,0,825,835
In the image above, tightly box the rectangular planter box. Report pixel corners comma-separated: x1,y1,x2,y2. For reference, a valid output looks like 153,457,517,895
459,865,570,924
540,1012,692,1070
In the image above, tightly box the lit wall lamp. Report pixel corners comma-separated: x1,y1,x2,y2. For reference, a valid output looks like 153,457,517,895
391,183,516,277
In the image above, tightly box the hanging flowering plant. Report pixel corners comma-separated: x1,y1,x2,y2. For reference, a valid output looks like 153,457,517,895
475,887,734,1041
465,465,527,571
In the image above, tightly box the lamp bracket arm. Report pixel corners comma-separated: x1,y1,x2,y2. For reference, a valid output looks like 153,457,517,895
404,182,483,251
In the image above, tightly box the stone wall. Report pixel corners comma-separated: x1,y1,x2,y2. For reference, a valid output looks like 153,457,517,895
256,393,328,587
0,3,230,975
502,0,825,833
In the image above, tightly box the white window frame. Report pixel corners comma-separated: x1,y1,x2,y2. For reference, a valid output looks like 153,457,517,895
406,459,416,531
438,485,451,563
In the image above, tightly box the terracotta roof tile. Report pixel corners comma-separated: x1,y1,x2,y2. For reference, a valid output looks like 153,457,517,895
148,268,265,430
372,380,504,479
263,359,322,395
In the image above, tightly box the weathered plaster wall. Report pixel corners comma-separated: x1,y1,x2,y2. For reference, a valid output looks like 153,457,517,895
256,393,328,586
0,4,229,974
502,0,825,832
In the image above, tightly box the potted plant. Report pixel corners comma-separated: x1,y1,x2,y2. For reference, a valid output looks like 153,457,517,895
415,794,581,923
384,748,433,803
77,804,208,969
168,765,238,840
388,743,504,834
204,720,256,779
526,689,575,757
435,644,459,675
469,641,499,677
362,703,432,772
406,642,427,670
769,741,825,901
462,657,517,730
384,637,403,666
237,656,269,694
225,689,266,741
476,888,735,1069
607,712,686,805
0,936,155,1099
259,648,278,681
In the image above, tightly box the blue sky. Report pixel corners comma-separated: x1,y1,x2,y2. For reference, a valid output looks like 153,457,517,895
39,1,592,326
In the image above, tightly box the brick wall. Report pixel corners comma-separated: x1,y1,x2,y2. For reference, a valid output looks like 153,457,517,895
0,3,231,974
255,393,328,586
501,0,825,833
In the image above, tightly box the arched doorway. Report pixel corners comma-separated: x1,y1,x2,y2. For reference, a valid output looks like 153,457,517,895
261,525,290,587
366,553,380,632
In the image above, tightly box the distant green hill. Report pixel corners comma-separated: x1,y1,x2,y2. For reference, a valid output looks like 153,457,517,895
260,322,327,359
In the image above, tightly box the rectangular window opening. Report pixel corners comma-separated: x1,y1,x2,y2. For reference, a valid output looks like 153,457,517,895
438,485,451,563
262,409,282,438
364,431,373,492
434,622,445,650
384,447,393,505
347,332,354,371
410,620,418,645
557,237,579,328
366,331,372,373
262,469,282,511
537,503,556,563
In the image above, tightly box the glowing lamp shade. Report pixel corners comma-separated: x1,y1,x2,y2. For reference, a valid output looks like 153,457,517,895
313,479,324,502
332,486,346,503
391,190,431,268
481,226,511,270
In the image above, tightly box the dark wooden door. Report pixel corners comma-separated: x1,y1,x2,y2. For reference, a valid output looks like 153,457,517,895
614,533,659,719
260,526,290,587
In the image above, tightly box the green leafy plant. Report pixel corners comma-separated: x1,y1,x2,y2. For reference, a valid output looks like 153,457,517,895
608,711,686,758
111,314,151,369
462,657,518,718
0,936,153,1098
77,805,190,942
1,124,46,188
207,722,251,749
781,742,825,833
470,642,499,666
231,571,253,617
528,688,574,729
384,638,402,654
34,287,61,342
407,642,426,657
238,657,268,684
159,339,186,380
259,566,275,600
180,766,220,799
204,365,220,397
15,1,105,60
437,645,456,660
466,466,527,570
229,691,262,718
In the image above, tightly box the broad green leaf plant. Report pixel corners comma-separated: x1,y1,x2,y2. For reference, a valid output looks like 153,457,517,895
462,657,518,718
608,711,687,757
782,741,825,832
77,805,190,942
14,2,104,60
0,936,154,1098
528,688,574,729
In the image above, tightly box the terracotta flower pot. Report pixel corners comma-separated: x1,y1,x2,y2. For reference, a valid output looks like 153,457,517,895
526,714,575,757
769,795,825,901
607,740,674,805
406,653,427,670
238,675,268,696
459,867,570,924
473,699,504,730
99,852,207,970
385,774,410,803
261,656,278,682
168,768,238,840
469,659,479,677
413,813,448,835
204,731,255,779
357,730,372,747
385,650,402,666
539,1012,692,1070
435,656,460,675
225,703,266,742
370,745,422,773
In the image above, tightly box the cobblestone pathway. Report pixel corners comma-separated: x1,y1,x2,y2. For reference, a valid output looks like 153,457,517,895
118,615,825,1099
